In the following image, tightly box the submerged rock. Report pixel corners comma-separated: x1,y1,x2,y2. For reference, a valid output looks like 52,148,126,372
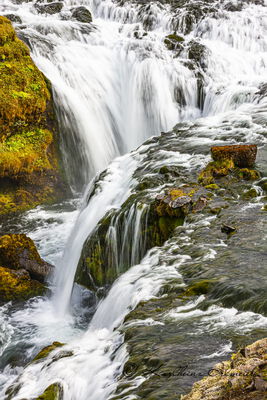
71,6,92,23
0,234,53,282
181,338,267,400
211,144,257,168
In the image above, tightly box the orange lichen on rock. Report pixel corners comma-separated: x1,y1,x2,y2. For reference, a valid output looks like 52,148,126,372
211,144,257,168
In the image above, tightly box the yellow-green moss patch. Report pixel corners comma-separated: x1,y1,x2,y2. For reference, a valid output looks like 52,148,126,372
33,342,64,362
0,266,45,302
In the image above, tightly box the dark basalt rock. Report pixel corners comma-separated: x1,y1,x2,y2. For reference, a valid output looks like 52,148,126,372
35,2,63,15
211,144,257,168
71,6,92,23
0,234,53,282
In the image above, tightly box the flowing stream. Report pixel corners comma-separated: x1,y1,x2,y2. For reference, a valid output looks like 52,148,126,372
0,0,267,398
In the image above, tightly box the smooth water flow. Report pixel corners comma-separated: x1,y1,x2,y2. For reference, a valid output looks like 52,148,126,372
0,0,267,398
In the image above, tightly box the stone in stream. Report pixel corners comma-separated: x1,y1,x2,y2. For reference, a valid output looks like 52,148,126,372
211,144,257,168
181,337,267,400
71,6,92,23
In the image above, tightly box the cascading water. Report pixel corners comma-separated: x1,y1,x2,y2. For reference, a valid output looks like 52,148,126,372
0,0,267,398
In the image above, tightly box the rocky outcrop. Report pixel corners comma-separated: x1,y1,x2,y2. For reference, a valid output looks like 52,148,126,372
0,16,67,215
0,234,53,302
181,338,267,400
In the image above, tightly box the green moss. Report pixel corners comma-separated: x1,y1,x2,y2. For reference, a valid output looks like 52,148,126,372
36,383,63,400
0,16,50,139
33,342,64,362
181,279,214,297
0,266,45,302
198,159,235,185
238,168,260,181
0,16,66,216
205,183,219,190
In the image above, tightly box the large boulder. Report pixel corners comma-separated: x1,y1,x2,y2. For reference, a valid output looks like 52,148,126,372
0,234,53,282
181,338,267,400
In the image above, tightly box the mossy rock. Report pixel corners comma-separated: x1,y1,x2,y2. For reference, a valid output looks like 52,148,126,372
0,234,53,282
36,383,63,400
0,16,68,215
198,159,235,185
0,266,45,302
33,342,64,362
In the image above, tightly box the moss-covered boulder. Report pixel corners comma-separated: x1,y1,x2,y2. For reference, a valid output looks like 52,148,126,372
0,16,67,215
0,266,45,302
36,383,63,400
181,338,267,400
0,234,53,282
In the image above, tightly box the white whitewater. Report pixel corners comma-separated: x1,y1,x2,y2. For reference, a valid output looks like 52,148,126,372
0,0,267,399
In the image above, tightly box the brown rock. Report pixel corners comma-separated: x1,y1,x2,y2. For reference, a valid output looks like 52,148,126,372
211,144,257,168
